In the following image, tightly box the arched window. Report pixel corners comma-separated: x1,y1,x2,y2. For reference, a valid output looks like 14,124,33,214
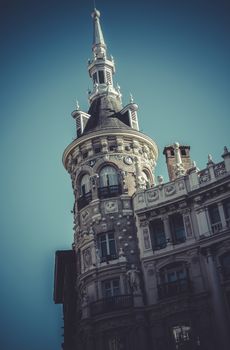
98,165,121,199
77,174,92,210
158,262,190,299
80,174,90,196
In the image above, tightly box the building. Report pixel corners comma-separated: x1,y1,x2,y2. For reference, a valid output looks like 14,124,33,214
54,8,230,350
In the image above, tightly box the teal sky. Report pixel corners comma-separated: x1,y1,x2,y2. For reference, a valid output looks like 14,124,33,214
0,0,230,349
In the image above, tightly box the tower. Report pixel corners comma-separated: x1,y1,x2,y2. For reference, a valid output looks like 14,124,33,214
55,8,158,350
54,8,230,350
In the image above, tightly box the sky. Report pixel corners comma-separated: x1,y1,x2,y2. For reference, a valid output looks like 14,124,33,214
0,0,230,349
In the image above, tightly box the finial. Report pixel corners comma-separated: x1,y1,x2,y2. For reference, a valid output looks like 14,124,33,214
173,142,185,177
157,175,164,185
76,99,80,110
129,93,134,103
207,154,213,163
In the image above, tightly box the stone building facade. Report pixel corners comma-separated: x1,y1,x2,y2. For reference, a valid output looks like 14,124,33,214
54,9,230,350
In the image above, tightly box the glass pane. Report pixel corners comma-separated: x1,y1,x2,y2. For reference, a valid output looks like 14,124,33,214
209,205,221,224
80,174,90,195
100,166,118,187
109,236,116,256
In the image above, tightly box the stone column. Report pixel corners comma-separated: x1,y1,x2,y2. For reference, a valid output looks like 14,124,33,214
217,202,227,229
162,215,172,245
204,248,230,350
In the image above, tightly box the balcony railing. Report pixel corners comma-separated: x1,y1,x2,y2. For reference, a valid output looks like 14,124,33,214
158,279,191,299
98,184,122,199
77,192,92,210
100,254,117,263
211,221,222,234
90,294,133,317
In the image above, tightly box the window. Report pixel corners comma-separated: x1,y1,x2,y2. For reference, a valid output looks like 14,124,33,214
150,219,166,250
80,174,90,196
98,70,105,84
98,166,121,198
180,149,186,156
223,199,230,227
208,204,222,233
172,325,193,349
98,232,117,262
77,174,92,210
220,252,230,279
158,263,190,299
170,149,175,156
102,279,120,298
94,146,101,154
170,213,186,244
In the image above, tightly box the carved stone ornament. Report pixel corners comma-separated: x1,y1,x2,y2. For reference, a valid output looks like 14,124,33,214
183,214,193,237
81,210,90,222
104,200,118,213
164,184,176,196
83,247,92,269
137,194,145,203
123,155,133,165
143,228,151,249
147,190,159,202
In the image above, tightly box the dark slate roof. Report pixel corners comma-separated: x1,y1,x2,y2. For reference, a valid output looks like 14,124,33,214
83,94,131,134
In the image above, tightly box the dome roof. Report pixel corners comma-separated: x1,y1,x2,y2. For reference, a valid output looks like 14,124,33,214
83,95,130,134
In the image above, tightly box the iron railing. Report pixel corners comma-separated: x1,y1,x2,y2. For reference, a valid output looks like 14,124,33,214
90,294,133,316
77,192,92,210
98,185,122,199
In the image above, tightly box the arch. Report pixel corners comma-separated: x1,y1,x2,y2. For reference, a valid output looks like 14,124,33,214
98,164,121,199
99,165,119,187
80,173,91,196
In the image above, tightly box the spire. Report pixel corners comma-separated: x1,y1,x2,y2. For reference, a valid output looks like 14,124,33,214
91,9,106,59
88,9,119,104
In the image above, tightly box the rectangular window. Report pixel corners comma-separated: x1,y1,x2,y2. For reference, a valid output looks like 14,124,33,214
150,219,166,250
98,232,117,262
208,204,222,233
170,213,186,244
102,279,120,298
98,70,105,84
224,199,230,228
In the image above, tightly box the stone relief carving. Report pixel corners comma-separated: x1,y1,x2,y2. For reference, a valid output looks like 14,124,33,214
214,161,226,177
83,247,92,269
198,169,210,184
143,228,151,249
147,190,159,202
137,194,145,203
183,214,193,236
104,200,118,213
164,184,176,196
